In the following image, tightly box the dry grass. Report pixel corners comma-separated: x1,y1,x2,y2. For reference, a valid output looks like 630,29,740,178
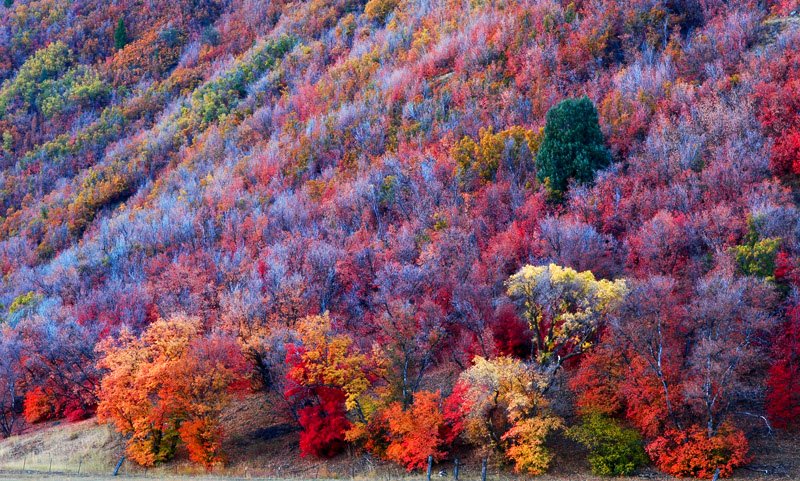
0,418,121,475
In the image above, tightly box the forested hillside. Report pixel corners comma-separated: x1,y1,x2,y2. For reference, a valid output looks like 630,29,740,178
0,0,799,477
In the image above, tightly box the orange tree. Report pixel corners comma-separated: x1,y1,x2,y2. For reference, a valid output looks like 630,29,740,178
97,316,245,468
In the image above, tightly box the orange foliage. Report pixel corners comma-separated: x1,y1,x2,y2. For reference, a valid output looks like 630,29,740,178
97,316,243,468
646,424,750,479
22,387,54,424
381,390,461,471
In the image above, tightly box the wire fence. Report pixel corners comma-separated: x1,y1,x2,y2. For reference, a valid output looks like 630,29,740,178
0,455,508,480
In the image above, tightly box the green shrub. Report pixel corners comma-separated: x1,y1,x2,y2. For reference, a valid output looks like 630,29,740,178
732,216,780,282
568,413,648,476
536,96,610,195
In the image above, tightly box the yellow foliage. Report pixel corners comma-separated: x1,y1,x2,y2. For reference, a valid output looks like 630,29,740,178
365,0,399,21
452,126,539,184
293,312,375,411
506,264,626,364
502,416,563,474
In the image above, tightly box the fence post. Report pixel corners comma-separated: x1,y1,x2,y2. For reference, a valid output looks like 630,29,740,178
78,458,82,474
481,458,487,481
453,458,459,481
49,456,52,473
427,455,433,481
22,456,25,471
113,456,126,476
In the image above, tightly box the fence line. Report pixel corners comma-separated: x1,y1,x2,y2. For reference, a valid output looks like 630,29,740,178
1,455,508,480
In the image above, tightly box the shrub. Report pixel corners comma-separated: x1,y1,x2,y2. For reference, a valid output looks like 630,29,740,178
179,418,226,470
297,387,351,458
645,424,750,479
381,390,462,471
22,387,54,424
453,126,537,186
732,217,781,282
567,413,648,476
364,0,399,21
536,96,610,194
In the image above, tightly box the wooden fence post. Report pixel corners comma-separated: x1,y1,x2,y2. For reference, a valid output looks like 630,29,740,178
427,455,433,481
113,456,126,476
453,458,459,481
481,458,487,481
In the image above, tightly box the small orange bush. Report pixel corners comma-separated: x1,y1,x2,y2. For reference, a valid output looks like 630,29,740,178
22,387,54,424
646,424,750,479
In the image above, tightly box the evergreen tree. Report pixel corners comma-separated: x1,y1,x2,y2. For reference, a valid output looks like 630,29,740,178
114,18,129,50
536,96,610,194
3,0,13,9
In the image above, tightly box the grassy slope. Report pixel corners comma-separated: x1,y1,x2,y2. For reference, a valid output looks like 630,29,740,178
0,396,797,480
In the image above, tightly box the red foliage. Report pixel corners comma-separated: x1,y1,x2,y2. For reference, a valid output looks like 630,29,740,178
646,424,750,479
767,254,800,429
492,304,532,359
770,309,800,430
297,387,351,458
62,399,94,423
23,385,94,424
570,337,626,417
754,45,800,177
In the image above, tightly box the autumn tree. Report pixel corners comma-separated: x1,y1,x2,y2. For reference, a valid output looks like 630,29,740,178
767,253,800,429
285,312,378,457
596,268,777,478
536,96,610,194
381,390,463,471
452,126,538,188
766,303,800,429
457,357,562,475
18,318,101,422
97,316,244,468
506,263,626,387
371,298,447,406
0,330,22,437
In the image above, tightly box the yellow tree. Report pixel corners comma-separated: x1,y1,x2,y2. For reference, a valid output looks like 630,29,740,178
457,356,562,474
506,263,626,386
289,312,374,412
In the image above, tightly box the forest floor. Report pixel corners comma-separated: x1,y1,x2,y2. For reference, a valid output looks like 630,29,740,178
0,396,796,480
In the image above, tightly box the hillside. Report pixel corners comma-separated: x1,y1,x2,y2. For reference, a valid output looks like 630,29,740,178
0,0,800,478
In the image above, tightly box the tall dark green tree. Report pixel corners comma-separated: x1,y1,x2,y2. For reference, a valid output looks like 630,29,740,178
536,96,610,194
114,18,129,50
3,0,13,9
